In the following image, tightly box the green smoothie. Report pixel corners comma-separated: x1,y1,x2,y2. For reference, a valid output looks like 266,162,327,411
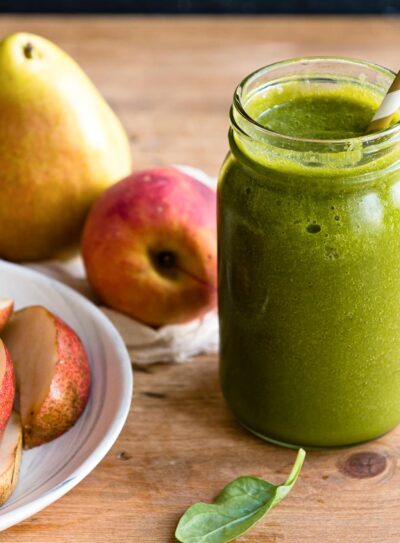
218,58,400,447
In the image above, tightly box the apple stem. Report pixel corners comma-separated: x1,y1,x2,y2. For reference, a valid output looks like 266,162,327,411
156,251,176,269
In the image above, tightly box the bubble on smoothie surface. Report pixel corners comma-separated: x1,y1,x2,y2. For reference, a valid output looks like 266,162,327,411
306,224,321,234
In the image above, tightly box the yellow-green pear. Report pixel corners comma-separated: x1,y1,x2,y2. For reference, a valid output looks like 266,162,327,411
0,32,132,261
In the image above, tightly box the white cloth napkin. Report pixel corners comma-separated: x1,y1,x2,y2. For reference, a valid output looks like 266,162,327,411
25,165,219,365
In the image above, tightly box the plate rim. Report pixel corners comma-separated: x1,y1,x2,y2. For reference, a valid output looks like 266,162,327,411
0,259,133,531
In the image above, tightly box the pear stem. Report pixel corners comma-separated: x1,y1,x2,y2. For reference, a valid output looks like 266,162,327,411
23,43,34,59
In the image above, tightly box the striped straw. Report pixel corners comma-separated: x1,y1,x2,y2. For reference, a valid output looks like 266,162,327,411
367,71,400,133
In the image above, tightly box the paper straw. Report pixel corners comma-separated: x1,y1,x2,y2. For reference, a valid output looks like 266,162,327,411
367,71,400,133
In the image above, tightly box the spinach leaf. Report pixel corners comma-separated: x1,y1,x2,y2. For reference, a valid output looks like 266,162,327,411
175,448,305,543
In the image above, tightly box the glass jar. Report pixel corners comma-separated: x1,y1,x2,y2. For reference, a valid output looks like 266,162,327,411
218,57,400,448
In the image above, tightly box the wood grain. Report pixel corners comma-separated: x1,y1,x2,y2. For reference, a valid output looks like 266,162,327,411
1,15,400,542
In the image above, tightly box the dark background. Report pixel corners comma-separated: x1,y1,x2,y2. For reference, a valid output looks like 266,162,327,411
2,0,400,14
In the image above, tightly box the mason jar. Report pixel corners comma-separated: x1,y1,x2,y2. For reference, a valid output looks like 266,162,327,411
218,57,400,448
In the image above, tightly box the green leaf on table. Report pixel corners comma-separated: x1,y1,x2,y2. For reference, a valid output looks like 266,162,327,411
175,448,305,543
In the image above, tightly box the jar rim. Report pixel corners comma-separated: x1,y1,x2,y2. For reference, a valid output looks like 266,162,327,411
233,56,400,147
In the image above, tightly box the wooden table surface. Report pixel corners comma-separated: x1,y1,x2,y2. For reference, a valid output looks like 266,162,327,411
1,14,400,543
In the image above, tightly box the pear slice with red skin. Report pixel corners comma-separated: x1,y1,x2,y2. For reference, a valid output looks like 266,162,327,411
0,340,15,434
3,306,91,449
0,411,22,506
0,299,13,332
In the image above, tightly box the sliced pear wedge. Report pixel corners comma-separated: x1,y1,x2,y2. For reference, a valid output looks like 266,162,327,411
0,412,22,507
0,339,15,434
0,299,13,332
3,306,91,449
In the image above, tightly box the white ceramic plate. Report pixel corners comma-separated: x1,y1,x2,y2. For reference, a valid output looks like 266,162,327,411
0,260,133,531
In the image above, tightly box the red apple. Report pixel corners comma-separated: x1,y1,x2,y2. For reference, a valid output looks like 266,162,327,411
0,339,15,435
81,167,217,326
0,299,13,332
3,306,91,449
